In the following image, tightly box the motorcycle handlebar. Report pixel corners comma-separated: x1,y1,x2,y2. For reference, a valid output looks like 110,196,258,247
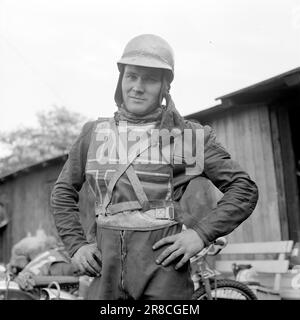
32,275,79,286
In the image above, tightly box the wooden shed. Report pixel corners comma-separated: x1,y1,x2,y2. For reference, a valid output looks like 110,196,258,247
1,67,299,263
0,155,95,263
186,67,300,244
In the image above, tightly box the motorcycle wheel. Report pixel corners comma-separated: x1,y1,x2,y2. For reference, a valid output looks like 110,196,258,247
192,279,258,300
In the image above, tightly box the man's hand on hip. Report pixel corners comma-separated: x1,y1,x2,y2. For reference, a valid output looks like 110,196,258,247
152,229,205,270
72,243,102,277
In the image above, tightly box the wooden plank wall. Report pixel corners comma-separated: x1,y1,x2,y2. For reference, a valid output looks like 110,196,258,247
275,103,300,241
0,162,95,263
0,183,13,262
200,104,282,243
0,165,63,262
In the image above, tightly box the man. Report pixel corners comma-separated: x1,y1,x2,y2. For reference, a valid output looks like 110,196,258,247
51,34,258,299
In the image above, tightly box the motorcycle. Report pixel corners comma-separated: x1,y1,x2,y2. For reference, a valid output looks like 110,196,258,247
0,264,90,300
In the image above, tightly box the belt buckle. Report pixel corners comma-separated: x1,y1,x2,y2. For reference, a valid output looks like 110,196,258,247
155,206,174,220
167,205,175,220
155,208,166,220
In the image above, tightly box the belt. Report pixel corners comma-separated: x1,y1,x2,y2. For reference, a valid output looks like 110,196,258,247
96,201,175,221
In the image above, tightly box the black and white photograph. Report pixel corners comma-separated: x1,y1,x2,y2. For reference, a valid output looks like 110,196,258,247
0,0,300,311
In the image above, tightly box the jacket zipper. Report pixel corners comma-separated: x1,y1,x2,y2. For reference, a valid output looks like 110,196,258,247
120,230,127,298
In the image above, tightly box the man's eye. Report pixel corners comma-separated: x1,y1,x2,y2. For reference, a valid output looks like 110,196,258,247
126,74,137,80
145,77,158,82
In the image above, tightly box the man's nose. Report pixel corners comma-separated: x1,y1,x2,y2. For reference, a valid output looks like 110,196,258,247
132,78,144,93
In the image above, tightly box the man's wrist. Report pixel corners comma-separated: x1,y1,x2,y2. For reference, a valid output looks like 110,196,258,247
70,241,89,258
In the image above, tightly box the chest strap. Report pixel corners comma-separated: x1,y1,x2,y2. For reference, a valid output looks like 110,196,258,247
98,119,158,215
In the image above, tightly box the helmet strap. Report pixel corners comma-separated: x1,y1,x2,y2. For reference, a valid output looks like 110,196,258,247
114,67,124,107
159,77,185,131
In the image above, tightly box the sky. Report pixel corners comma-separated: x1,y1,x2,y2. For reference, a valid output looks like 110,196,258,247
0,0,300,136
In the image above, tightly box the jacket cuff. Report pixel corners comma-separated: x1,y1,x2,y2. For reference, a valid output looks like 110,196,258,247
69,241,89,258
183,214,212,246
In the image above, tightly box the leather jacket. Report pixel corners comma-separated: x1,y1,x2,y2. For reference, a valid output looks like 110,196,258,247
51,119,258,257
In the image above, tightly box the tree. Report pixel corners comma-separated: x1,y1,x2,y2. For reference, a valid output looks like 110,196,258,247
0,106,88,177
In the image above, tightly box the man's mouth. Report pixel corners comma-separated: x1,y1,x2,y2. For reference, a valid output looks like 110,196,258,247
129,96,146,101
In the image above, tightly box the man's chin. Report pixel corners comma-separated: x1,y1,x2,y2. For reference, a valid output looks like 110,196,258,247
124,104,159,116
125,106,148,115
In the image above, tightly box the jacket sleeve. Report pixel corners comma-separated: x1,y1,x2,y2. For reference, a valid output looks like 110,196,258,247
185,125,259,245
50,121,95,257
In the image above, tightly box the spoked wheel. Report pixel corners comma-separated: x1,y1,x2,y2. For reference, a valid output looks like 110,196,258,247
192,279,258,300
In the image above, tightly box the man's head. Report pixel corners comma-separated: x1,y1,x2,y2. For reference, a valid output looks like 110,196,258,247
114,34,175,114
121,65,163,115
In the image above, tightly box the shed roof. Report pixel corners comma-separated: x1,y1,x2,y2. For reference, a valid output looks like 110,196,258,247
216,67,300,102
0,154,67,183
186,66,300,120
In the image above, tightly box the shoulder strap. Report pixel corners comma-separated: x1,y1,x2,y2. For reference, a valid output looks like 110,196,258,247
99,119,155,214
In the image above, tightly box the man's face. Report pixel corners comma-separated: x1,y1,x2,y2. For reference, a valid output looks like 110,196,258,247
121,65,163,115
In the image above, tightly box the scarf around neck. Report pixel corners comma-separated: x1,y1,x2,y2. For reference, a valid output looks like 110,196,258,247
114,104,163,125
114,92,185,132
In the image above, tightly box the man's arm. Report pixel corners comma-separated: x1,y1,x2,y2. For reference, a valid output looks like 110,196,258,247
187,125,259,245
50,121,94,257
51,121,102,276
153,124,258,269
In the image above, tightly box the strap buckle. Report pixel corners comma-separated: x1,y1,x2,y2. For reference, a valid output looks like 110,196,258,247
154,206,174,220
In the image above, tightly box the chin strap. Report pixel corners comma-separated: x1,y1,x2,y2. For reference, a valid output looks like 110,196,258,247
159,78,186,132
